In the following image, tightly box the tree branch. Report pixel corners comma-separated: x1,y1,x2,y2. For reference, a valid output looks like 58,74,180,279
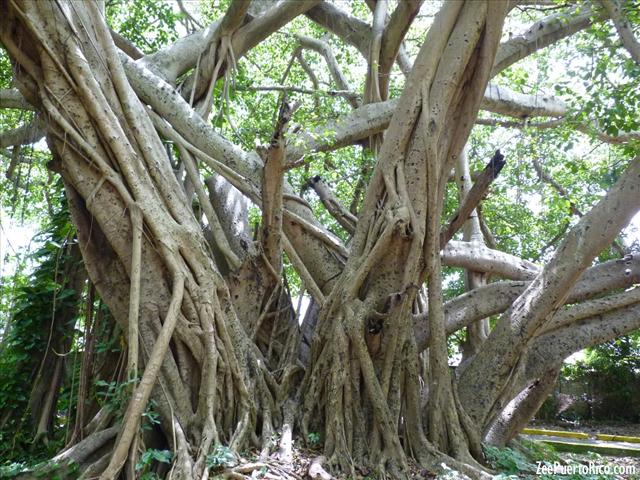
482,84,566,118
414,253,640,351
542,284,640,334
176,0,203,30
442,240,539,280
525,297,640,380
364,0,386,104
285,85,565,163
293,49,321,109
235,84,360,100
532,157,626,256
305,1,370,58
304,176,357,234
124,55,347,292
258,98,293,276
143,0,317,85
440,150,506,248
460,153,640,424
0,88,35,109
296,34,360,108
477,116,640,144
601,0,640,64
0,117,45,148
110,29,143,59
492,3,606,76
378,0,423,95
306,0,415,83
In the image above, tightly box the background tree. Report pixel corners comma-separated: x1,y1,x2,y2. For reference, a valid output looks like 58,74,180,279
0,0,639,478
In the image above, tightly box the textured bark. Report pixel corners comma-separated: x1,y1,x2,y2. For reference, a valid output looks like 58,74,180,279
601,0,640,64
483,367,561,446
492,3,606,76
459,154,640,426
414,253,640,350
0,88,35,109
300,2,508,476
2,4,280,478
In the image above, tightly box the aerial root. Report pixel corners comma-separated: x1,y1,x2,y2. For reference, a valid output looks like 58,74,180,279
308,456,332,480
216,458,302,480
275,403,294,463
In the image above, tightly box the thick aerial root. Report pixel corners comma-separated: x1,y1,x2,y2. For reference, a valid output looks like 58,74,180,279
275,403,295,463
100,272,185,480
12,427,118,479
308,456,332,480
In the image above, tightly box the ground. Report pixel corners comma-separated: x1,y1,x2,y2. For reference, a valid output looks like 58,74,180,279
204,436,640,479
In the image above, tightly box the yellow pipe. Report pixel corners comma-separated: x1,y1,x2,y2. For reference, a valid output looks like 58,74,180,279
595,434,640,444
522,428,589,439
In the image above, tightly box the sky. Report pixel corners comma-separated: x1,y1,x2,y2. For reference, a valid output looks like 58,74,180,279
0,212,38,278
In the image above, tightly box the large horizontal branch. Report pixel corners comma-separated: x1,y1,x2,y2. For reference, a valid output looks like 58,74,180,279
0,118,45,148
442,241,539,280
414,253,640,351
286,85,565,162
492,3,606,76
476,116,640,144
482,84,566,118
0,88,35,110
541,284,640,334
525,297,640,380
141,0,319,83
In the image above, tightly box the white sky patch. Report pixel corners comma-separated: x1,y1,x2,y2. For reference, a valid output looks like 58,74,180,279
294,294,311,325
566,350,586,364
623,210,640,246
0,210,37,279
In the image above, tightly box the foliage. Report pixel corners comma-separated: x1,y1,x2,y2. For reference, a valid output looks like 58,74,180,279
307,431,321,446
206,445,237,472
560,332,640,421
136,448,172,480
106,0,180,54
485,442,628,480
0,193,79,463
484,444,537,475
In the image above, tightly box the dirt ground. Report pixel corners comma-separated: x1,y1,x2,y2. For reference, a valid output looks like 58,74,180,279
226,422,640,480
